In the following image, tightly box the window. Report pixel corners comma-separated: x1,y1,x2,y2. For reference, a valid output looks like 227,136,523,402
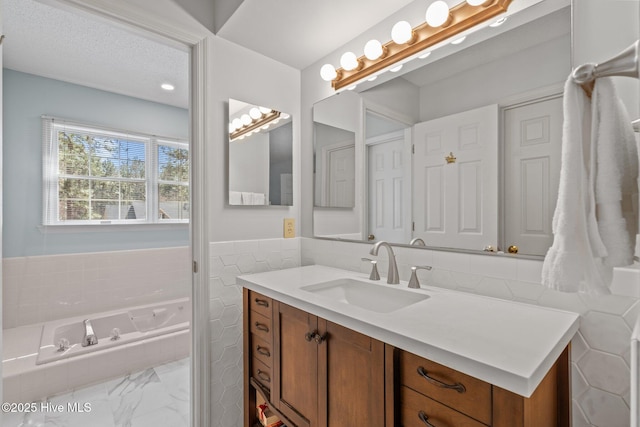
43,117,189,225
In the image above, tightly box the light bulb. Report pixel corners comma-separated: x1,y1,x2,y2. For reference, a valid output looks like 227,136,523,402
426,1,451,27
249,107,262,120
466,0,489,5
241,114,252,126
340,52,359,71
259,106,272,115
490,16,507,27
320,64,337,81
419,51,432,59
451,36,466,45
232,118,242,129
364,40,384,60
391,21,414,45
390,64,403,73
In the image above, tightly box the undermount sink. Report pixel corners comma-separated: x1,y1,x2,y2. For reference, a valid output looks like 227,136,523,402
301,278,429,313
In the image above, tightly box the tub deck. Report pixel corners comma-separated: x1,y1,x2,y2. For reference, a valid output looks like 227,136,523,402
3,299,190,403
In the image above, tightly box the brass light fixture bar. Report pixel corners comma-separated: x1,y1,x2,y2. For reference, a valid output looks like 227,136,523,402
329,0,513,90
230,110,281,141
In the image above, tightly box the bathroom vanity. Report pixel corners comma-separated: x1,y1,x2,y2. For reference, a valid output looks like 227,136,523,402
239,265,579,427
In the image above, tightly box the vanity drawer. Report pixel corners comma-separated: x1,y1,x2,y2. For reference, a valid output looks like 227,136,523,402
251,334,273,367
400,386,487,427
399,350,491,425
252,357,272,390
249,291,273,318
250,311,273,341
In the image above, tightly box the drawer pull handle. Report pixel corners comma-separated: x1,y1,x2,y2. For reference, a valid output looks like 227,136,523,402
305,331,318,342
256,346,271,357
255,322,269,333
257,369,271,383
418,411,436,427
417,366,466,393
255,298,269,307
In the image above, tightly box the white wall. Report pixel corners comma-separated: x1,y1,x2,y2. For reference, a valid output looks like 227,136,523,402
572,0,639,118
209,36,301,242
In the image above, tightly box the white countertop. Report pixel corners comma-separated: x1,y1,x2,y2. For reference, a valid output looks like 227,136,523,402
238,265,580,397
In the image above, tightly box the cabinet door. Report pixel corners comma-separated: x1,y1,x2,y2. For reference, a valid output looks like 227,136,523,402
273,302,319,427
318,319,385,427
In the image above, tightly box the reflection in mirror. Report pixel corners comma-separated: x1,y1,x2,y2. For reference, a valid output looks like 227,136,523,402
313,91,359,208
312,4,572,257
228,99,293,206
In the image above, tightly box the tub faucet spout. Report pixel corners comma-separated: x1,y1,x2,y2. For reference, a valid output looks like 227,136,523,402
82,319,98,347
369,241,400,284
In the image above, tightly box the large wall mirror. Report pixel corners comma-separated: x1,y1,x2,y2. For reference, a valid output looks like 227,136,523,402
229,99,293,206
313,1,573,257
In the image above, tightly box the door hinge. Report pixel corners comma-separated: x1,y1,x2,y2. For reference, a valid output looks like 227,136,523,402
412,222,415,232
412,144,415,154
193,261,198,273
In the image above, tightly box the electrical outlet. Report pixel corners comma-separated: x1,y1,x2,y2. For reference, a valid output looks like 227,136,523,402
284,218,295,238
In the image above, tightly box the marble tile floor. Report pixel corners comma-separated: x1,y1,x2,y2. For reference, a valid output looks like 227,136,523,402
3,358,190,427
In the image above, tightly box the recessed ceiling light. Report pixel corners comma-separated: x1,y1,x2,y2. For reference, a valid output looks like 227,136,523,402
161,83,175,91
450,36,466,45
419,51,432,59
390,64,403,72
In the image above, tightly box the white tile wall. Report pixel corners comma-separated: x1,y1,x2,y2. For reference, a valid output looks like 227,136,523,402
3,247,191,329
209,238,301,427
302,237,640,427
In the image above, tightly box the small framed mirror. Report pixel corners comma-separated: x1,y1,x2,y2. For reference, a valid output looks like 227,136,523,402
228,99,293,206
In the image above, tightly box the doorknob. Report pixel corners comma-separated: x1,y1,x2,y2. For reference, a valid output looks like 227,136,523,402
508,245,519,254
368,234,375,241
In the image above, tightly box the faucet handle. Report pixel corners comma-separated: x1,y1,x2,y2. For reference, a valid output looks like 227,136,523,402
361,257,381,281
408,265,433,289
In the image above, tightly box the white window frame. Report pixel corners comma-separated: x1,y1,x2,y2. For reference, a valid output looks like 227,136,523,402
42,116,189,226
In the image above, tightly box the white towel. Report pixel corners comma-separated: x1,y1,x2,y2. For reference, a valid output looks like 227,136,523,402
592,78,639,267
542,76,639,294
229,191,243,205
241,192,252,205
252,193,266,205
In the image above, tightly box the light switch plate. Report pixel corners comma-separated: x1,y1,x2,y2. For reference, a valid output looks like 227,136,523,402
284,218,295,238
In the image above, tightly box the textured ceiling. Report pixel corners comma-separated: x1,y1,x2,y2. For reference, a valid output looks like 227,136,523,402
3,0,189,109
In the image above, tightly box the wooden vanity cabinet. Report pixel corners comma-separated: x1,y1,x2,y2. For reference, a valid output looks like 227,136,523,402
243,289,386,427
243,289,570,427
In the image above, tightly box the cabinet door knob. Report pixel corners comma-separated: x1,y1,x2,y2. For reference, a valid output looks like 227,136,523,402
417,366,466,393
418,411,437,427
314,333,327,344
305,331,318,342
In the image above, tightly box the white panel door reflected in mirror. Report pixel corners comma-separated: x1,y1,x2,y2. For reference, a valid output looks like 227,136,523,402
228,99,293,206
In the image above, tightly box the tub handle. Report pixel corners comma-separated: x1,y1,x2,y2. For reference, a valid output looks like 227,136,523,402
255,322,269,333
256,346,271,357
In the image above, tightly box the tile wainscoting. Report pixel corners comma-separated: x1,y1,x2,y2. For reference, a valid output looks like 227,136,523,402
209,238,301,427
302,238,640,427
2,247,191,329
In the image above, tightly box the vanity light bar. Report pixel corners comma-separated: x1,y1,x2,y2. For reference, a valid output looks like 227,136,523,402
230,110,281,141
325,0,513,90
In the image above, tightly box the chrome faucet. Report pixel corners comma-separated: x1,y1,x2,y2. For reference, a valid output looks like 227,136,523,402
409,237,426,246
369,241,399,284
408,265,433,289
82,319,98,347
